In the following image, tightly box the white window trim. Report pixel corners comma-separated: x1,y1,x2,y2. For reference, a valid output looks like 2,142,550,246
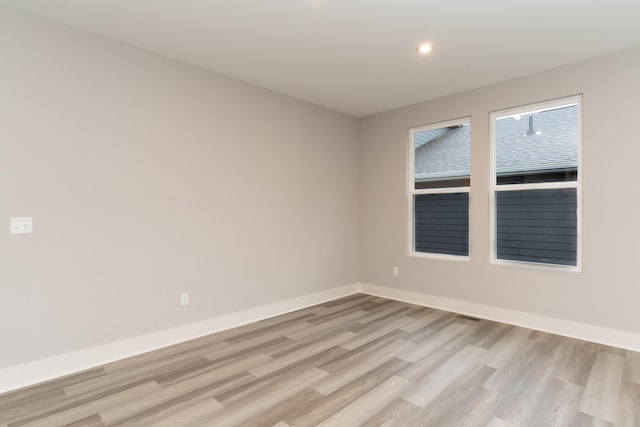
407,117,471,261
489,95,582,272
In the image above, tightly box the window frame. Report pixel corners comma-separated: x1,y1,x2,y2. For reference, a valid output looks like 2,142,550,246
407,116,471,261
489,95,583,271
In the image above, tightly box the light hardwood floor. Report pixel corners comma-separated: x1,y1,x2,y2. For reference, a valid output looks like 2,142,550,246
1,294,639,426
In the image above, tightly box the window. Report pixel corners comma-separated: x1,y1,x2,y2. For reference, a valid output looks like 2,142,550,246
490,96,581,269
408,117,471,258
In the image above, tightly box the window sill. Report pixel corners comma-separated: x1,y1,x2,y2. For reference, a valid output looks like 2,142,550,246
409,251,470,262
490,258,582,273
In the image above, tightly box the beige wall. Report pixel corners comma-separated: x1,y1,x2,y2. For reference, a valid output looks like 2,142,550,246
0,7,359,369
360,47,640,333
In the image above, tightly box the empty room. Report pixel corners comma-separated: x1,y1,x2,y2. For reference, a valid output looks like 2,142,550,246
1,1,640,426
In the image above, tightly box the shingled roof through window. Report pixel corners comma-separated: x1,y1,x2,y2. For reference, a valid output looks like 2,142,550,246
414,105,578,182
415,125,471,181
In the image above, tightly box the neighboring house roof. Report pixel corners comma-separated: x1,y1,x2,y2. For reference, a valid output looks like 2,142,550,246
414,105,578,181
415,125,471,181
414,128,449,150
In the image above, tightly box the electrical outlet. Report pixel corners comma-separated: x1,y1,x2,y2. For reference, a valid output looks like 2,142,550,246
392,266,399,276
180,292,189,306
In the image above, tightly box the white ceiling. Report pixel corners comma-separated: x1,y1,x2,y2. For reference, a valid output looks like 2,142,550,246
2,0,640,117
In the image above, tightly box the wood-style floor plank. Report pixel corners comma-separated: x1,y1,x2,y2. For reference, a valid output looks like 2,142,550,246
315,375,412,427
1,293,639,426
409,363,500,427
579,351,626,422
624,350,640,384
358,397,422,427
403,344,488,407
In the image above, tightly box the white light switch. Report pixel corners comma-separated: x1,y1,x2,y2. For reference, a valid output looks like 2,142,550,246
10,217,33,234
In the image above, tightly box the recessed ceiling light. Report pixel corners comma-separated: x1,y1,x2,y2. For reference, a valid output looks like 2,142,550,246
417,44,432,54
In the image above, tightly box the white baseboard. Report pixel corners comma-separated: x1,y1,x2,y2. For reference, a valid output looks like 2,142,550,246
358,283,640,352
0,283,359,395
